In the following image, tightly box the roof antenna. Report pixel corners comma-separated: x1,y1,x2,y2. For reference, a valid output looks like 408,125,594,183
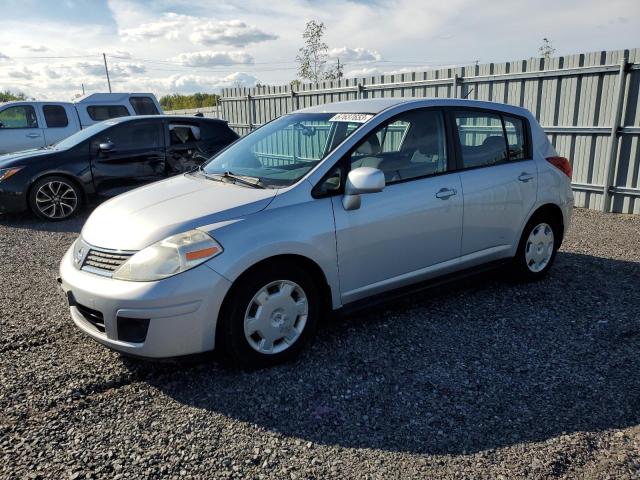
462,88,474,99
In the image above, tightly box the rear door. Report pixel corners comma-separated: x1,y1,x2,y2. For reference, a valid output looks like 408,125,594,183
0,104,45,153
90,119,165,196
452,109,537,258
41,104,78,146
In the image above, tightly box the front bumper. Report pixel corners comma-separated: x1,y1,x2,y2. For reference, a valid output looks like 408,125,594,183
59,245,232,358
0,187,28,214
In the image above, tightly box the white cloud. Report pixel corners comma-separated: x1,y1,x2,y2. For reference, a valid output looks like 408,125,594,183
121,14,277,48
0,52,9,61
8,66,35,80
328,47,381,63
175,51,254,67
190,20,278,47
20,45,48,53
148,72,259,94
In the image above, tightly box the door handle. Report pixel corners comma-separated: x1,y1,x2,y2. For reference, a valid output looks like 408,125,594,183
518,172,534,182
435,188,457,200
26,133,41,138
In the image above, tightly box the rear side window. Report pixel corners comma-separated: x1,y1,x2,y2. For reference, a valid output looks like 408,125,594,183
169,124,200,145
503,115,527,160
455,111,507,168
87,105,130,122
129,97,159,115
43,105,69,128
0,105,38,129
200,121,238,143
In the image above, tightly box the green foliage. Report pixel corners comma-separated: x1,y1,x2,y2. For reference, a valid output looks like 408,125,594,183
0,90,27,102
159,93,220,111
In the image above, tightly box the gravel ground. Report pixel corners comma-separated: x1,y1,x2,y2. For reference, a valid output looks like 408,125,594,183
1,208,639,479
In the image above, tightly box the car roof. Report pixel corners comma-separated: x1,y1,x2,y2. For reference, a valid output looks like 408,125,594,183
297,97,532,117
106,115,228,124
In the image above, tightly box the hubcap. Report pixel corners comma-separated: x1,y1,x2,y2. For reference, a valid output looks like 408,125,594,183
35,181,78,219
525,222,555,273
244,280,308,355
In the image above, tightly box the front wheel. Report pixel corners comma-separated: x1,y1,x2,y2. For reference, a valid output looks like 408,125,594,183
28,176,82,221
217,263,321,369
512,216,560,281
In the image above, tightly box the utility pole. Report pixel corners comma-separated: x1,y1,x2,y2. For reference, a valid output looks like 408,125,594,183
81,83,85,95
102,53,112,93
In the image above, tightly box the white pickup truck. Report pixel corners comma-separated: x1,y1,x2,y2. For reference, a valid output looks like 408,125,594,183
0,93,163,154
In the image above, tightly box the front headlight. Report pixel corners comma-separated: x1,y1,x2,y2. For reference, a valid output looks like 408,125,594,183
112,230,223,282
0,167,23,182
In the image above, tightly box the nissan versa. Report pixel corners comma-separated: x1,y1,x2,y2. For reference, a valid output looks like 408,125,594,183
59,98,574,368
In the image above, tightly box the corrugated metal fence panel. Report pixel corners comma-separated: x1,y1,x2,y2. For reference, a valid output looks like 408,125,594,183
217,48,640,213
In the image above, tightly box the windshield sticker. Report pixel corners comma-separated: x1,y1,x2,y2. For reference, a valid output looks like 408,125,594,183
329,113,374,123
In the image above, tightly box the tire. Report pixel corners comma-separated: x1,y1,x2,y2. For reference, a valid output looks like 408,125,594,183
28,175,82,221
217,262,321,369
511,214,561,281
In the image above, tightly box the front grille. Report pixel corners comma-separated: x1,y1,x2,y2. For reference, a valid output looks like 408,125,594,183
76,303,106,333
81,248,133,277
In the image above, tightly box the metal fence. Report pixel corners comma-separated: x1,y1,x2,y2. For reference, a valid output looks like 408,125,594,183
211,49,640,213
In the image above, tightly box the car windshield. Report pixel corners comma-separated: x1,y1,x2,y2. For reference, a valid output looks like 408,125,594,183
52,120,119,150
201,112,371,188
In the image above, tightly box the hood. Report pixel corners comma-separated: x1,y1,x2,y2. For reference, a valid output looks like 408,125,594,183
82,173,278,250
0,148,57,167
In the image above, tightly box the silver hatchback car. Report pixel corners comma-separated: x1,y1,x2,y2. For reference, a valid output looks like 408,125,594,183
60,98,573,367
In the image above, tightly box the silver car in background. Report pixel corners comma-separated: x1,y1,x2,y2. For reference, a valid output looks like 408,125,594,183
60,98,574,367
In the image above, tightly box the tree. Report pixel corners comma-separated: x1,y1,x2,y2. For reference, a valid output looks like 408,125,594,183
297,20,333,83
324,58,344,81
539,38,556,59
0,90,27,102
159,93,220,111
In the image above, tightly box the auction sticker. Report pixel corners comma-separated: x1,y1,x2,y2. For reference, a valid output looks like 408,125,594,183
329,113,374,123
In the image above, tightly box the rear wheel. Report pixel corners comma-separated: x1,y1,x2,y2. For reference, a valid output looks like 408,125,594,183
28,176,82,221
512,215,561,281
217,263,320,369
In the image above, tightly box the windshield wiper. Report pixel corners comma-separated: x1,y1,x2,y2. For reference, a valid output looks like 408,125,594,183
199,168,265,189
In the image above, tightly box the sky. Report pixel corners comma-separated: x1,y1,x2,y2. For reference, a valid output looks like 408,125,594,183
0,0,638,100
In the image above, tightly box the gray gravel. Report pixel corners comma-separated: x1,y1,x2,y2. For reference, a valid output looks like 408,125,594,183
1,208,639,479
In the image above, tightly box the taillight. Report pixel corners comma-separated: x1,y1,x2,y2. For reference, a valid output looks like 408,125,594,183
546,156,572,178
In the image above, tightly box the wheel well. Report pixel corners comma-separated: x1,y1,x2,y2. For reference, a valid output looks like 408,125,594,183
27,173,86,206
530,203,565,244
220,254,333,322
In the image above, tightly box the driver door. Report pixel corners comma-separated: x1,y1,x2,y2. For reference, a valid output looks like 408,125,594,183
329,108,464,304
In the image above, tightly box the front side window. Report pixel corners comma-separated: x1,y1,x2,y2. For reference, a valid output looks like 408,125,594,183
0,105,38,129
87,105,130,122
202,113,365,188
130,96,159,115
348,109,448,184
94,120,160,150
43,105,69,128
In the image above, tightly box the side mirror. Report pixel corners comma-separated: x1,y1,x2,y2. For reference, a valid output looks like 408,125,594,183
342,167,385,211
99,141,115,153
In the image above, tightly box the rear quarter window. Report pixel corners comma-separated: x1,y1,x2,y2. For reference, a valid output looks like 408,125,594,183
129,97,159,115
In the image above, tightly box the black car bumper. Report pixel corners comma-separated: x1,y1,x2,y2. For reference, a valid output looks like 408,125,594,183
0,186,28,214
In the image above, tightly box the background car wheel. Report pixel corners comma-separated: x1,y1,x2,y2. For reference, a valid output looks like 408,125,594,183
28,176,82,221
218,262,321,369
512,214,561,281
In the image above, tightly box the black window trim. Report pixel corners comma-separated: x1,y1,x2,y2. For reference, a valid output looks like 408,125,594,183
448,106,532,173
43,104,69,128
312,106,455,198
0,105,39,130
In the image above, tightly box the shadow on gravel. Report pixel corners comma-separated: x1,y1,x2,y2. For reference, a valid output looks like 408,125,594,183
0,209,91,233
129,251,640,455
